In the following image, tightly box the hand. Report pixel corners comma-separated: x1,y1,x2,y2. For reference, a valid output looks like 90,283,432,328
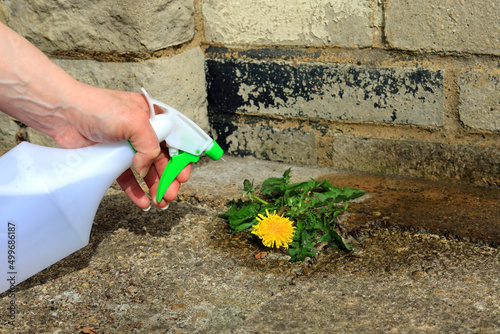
117,142,192,209
0,22,190,209
39,84,192,210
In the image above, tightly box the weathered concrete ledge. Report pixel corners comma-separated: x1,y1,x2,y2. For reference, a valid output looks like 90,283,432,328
182,155,500,244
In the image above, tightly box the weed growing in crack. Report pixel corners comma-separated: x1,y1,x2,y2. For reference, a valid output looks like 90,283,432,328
219,168,366,261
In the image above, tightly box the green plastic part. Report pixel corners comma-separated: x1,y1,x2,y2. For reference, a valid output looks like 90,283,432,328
156,151,200,202
127,140,137,153
205,140,224,161
131,139,223,202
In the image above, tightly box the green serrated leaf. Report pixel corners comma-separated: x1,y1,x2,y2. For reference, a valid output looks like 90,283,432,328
225,202,261,231
234,221,257,232
261,177,286,196
342,187,366,200
313,192,328,202
242,179,255,197
318,233,332,242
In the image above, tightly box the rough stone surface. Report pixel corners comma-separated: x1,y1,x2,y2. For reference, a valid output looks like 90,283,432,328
0,113,19,153
206,58,445,126
182,156,500,244
1,156,498,333
459,71,500,132
235,240,500,333
54,48,209,131
331,135,500,185
215,122,318,165
181,156,335,204
385,0,500,55
203,0,372,47
0,2,7,25
5,0,194,53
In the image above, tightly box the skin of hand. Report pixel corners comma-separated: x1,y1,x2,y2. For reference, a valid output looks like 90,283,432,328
0,22,190,209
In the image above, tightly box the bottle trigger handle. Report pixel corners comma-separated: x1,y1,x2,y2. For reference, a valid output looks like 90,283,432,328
156,151,200,203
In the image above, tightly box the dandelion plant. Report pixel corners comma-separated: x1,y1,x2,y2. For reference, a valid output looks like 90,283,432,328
219,169,366,262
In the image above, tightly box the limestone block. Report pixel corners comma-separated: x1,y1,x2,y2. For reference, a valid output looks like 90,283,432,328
6,0,194,53
385,0,500,55
331,135,500,184
218,121,318,165
53,47,209,131
206,58,444,127
0,113,20,152
203,0,372,47
459,71,500,132
0,1,8,25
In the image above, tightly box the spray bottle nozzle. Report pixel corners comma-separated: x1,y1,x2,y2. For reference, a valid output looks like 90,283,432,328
137,89,224,204
204,140,224,161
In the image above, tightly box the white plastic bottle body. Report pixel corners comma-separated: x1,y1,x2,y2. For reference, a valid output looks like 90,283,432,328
0,104,216,294
0,141,134,293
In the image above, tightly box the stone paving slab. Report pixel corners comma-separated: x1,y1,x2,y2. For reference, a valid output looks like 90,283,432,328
0,156,498,333
235,229,500,333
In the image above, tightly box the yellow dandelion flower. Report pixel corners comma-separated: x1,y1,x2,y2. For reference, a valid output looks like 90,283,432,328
252,209,296,249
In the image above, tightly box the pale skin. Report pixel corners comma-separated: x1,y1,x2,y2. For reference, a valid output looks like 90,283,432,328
0,22,191,210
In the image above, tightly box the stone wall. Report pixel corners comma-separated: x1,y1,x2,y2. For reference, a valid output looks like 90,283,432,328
1,0,498,186
203,0,499,186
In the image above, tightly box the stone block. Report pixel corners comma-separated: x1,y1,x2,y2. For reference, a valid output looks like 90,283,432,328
459,71,500,132
54,47,209,131
0,1,8,25
0,113,20,152
331,135,500,184
6,0,194,53
211,116,317,165
203,0,372,47
385,0,500,56
206,58,444,126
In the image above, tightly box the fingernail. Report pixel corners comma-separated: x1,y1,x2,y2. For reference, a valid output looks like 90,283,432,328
139,167,149,178
160,202,170,211
142,204,151,212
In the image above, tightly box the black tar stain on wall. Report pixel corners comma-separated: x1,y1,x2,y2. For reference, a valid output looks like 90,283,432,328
206,54,444,158
206,58,443,116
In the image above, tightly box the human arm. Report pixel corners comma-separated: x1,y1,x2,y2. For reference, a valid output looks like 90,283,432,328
0,22,189,209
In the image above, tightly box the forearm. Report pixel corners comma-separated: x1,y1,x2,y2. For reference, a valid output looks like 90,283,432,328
0,22,83,135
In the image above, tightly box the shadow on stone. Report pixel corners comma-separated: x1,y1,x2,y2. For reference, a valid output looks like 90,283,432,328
16,193,209,292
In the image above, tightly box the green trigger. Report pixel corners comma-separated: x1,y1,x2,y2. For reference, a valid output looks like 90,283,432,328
156,151,200,203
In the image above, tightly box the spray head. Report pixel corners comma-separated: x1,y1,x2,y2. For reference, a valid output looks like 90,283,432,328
137,88,224,204
155,141,223,203
204,140,224,161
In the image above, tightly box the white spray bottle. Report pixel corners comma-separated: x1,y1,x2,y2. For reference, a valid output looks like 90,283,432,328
0,88,223,294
